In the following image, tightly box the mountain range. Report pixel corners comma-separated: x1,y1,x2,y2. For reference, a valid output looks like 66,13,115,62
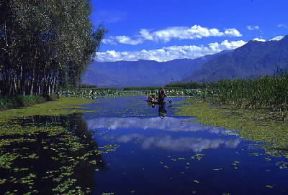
186,35,288,82
81,35,288,87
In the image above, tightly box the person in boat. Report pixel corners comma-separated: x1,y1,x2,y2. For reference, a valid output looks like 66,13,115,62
147,94,157,103
158,88,167,104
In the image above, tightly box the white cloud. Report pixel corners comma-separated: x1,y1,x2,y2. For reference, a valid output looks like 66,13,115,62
252,35,285,42
247,25,260,31
277,24,288,29
270,35,284,41
103,25,242,45
103,36,143,45
253,38,266,42
141,25,241,42
224,28,242,36
96,40,247,62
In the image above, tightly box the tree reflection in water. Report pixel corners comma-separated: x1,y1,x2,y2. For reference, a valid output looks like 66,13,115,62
0,113,105,194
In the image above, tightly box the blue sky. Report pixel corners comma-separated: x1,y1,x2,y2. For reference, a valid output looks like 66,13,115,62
90,0,288,62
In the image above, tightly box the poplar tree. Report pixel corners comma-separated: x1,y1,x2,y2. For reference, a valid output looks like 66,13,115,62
0,0,104,96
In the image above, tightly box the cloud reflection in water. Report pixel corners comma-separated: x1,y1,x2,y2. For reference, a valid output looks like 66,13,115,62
114,134,240,152
88,117,241,152
88,117,237,135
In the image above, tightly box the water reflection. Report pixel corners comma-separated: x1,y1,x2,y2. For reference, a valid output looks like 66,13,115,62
87,117,236,135
1,114,105,194
113,134,240,152
88,116,240,152
85,97,288,195
158,104,167,118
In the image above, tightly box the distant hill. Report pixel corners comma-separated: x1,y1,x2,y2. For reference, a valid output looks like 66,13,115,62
82,57,212,87
82,36,288,87
185,35,288,82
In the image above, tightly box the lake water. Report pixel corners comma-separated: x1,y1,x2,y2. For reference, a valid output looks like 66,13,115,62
1,96,288,194
82,96,288,195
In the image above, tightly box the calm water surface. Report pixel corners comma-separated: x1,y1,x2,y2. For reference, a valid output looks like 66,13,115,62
82,96,288,195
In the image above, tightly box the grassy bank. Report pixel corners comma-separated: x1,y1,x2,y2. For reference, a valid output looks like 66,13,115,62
0,97,93,123
0,96,48,111
178,98,288,157
0,97,117,194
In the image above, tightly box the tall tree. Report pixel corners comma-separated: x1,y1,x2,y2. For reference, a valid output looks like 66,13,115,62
0,0,104,96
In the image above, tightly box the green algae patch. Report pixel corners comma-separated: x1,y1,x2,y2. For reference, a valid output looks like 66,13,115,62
177,98,288,157
0,97,93,123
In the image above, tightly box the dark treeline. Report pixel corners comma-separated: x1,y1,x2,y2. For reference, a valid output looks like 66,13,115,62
165,82,207,89
123,86,161,91
0,0,104,96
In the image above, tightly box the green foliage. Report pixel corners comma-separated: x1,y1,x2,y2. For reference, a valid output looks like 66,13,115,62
170,74,288,113
207,75,288,112
0,97,93,123
59,87,204,98
0,95,46,110
0,0,104,96
165,81,207,89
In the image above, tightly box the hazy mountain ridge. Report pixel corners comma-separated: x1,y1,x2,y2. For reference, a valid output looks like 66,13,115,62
185,36,288,82
82,57,212,87
81,36,288,87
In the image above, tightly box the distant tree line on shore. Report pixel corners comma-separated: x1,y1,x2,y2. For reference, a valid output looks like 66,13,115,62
0,0,104,96
165,82,207,89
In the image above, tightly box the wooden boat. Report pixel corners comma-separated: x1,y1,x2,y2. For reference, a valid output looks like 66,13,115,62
146,99,166,105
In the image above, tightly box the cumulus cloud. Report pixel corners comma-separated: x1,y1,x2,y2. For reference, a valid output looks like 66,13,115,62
96,40,247,62
103,25,242,45
246,25,260,31
138,25,242,42
103,36,143,45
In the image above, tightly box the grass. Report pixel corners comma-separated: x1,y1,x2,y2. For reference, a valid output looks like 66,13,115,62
0,95,47,110
178,98,288,157
0,97,93,123
207,75,288,112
